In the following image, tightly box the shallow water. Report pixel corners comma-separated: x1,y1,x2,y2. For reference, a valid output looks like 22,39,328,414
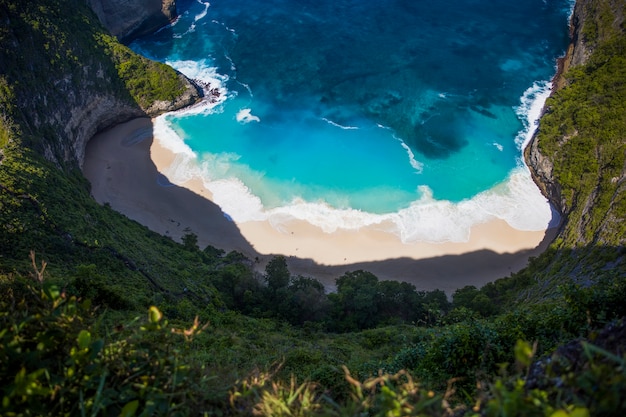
131,0,572,242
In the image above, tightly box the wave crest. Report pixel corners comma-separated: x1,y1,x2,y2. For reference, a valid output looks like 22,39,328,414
154,114,555,243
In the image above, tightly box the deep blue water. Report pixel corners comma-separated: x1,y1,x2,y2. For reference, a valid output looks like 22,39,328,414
131,0,571,241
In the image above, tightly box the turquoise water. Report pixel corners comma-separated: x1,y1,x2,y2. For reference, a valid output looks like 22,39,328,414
131,0,571,242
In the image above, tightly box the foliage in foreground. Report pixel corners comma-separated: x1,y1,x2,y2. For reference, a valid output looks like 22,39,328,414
1,267,624,416
0,0,625,415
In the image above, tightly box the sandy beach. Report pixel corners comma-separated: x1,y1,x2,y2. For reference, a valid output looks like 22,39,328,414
83,117,557,293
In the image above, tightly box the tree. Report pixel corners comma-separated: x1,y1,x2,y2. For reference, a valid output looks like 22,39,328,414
285,276,329,325
376,280,425,324
452,285,480,310
330,270,380,331
181,227,198,251
421,289,451,325
264,255,290,291
452,285,498,317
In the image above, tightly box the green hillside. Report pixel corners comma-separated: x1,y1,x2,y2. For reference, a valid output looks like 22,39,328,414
0,0,624,415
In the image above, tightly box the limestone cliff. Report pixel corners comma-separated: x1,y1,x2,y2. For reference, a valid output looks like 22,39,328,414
526,0,626,250
87,0,176,42
0,0,199,168
525,0,591,214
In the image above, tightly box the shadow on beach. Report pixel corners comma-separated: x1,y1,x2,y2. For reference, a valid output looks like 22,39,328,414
289,227,558,294
83,117,558,295
83,117,257,258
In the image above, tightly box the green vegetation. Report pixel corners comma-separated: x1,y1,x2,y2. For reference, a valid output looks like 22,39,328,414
96,33,185,108
537,0,626,249
1,264,624,416
0,0,624,415
0,0,188,157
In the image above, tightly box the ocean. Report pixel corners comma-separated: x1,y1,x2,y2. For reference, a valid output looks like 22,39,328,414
130,0,572,243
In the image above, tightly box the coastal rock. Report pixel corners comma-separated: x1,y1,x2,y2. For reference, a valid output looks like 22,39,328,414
0,0,198,169
551,0,593,91
54,68,199,168
87,0,177,42
63,95,145,168
525,0,594,214
23,65,146,168
144,72,201,116
524,134,564,213
526,0,625,252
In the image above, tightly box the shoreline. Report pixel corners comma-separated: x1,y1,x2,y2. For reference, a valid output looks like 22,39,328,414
83,117,558,293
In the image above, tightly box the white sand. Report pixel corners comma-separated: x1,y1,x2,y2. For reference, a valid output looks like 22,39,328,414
83,117,557,293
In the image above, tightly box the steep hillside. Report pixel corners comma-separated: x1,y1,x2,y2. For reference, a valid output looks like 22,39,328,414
523,0,625,294
87,0,176,42
0,0,624,415
0,0,198,167
0,0,210,299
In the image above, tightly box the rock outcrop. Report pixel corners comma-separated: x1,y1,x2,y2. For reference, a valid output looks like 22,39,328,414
525,0,596,214
0,0,199,168
525,0,626,251
87,0,176,42
144,73,201,115
54,67,199,168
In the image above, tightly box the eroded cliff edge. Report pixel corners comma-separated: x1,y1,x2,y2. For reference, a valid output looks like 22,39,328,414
525,0,593,213
0,0,199,168
525,0,626,251
87,0,176,42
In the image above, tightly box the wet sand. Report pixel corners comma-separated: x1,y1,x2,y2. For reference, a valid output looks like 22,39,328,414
83,117,557,293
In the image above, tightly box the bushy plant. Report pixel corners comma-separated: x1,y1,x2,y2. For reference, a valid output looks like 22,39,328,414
0,271,210,416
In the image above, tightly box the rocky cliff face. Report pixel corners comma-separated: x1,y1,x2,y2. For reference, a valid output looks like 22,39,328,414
0,0,198,168
525,0,592,214
552,0,593,91
87,0,176,42
41,68,197,168
526,0,626,250
526,0,623,213
60,69,198,168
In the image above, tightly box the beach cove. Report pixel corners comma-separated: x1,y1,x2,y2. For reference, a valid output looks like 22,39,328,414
81,0,575,293
83,117,558,293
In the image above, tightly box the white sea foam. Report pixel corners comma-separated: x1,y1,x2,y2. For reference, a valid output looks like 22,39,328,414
387,170,553,242
266,200,386,234
236,108,260,123
155,114,553,242
155,114,554,243
398,139,424,173
514,80,552,151
376,124,424,174
322,118,359,130
172,0,210,38
153,116,195,156
167,59,228,90
474,167,555,231
194,0,210,22
212,20,237,35
164,59,232,114
212,167,552,242
205,179,267,222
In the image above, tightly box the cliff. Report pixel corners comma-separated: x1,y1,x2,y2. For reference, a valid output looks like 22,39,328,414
86,0,176,42
0,0,205,304
0,0,199,168
525,0,626,252
0,1,624,414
